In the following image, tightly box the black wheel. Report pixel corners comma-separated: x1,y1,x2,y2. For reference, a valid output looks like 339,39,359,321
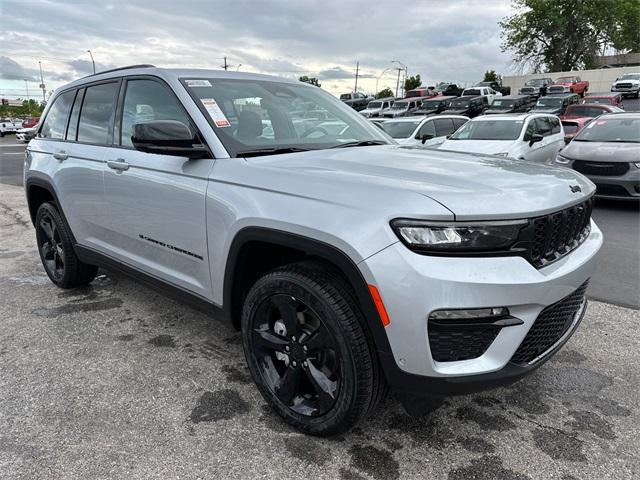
0,131,5,137
35,202,98,288
242,260,385,436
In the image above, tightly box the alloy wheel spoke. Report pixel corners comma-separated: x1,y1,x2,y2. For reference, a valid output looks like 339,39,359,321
271,295,301,337
41,241,53,259
302,324,333,352
40,218,54,241
253,327,289,353
275,365,301,405
304,361,337,410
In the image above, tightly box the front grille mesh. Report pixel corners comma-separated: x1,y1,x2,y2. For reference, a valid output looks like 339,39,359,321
529,197,593,268
548,86,566,93
573,160,630,176
511,281,589,364
428,323,500,362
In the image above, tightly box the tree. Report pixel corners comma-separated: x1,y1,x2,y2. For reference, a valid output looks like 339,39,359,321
500,0,640,72
299,76,321,87
376,87,394,99
483,70,499,82
403,75,421,92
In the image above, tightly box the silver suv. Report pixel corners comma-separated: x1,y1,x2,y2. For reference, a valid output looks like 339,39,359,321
24,65,602,436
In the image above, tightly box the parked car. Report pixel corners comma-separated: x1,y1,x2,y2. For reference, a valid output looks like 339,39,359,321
561,117,592,144
530,93,580,116
359,97,395,118
461,86,502,104
339,92,372,111
435,83,464,97
582,93,624,108
610,73,640,98
378,115,468,146
25,65,601,435
0,118,21,136
439,113,564,163
556,112,639,200
16,126,38,143
441,95,488,118
547,76,589,97
382,98,420,118
475,81,510,96
560,103,624,121
518,78,554,97
22,117,40,128
413,96,456,116
405,87,437,98
485,95,534,114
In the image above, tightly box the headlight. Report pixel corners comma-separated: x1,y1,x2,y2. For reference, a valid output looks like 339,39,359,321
556,154,571,164
390,219,527,252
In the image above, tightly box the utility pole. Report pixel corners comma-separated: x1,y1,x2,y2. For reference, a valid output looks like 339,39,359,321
354,61,359,93
87,50,95,74
24,80,30,101
222,57,229,71
394,68,401,98
38,61,46,102
391,60,407,98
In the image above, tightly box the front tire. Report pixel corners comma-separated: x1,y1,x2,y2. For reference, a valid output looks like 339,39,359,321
241,260,385,436
35,202,98,288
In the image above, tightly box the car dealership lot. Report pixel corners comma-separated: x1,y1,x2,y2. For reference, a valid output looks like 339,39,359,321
0,181,639,479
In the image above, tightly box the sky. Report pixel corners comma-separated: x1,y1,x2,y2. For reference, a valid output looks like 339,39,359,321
0,0,515,100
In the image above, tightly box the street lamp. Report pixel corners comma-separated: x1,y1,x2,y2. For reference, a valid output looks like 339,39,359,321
375,68,390,94
87,50,96,74
236,64,242,71
391,60,407,97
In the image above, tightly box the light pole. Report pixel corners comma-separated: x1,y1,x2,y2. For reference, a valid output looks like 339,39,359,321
375,68,390,94
236,64,242,71
24,80,30,101
38,61,46,102
87,50,96,74
391,60,406,98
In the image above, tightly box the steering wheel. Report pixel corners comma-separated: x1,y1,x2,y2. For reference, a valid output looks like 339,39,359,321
301,126,329,138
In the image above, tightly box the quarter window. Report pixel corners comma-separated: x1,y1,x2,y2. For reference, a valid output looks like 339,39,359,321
549,117,561,134
120,79,191,147
66,89,84,141
77,82,119,145
535,117,552,136
40,90,75,139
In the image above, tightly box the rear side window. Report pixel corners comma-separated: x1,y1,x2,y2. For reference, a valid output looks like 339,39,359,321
40,90,75,139
549,116,561,134
66,89,84,141
536,117,552,136
120,79,191,147
415,120,435,139
453,118,468,129
433,118,455,137
77,82,119,145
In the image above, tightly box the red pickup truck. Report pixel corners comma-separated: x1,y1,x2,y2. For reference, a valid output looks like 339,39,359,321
547,76,589,97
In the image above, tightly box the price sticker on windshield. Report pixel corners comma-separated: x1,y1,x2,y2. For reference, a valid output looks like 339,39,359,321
201,98,230,128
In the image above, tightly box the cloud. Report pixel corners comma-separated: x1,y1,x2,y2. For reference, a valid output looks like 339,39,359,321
0,56,37,81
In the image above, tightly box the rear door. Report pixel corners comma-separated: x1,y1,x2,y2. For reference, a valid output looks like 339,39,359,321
102,76,214,298
521,117,547,162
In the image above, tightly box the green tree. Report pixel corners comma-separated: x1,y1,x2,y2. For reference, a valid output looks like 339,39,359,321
500,0,640,72
483,70,499,82
403,75,421,92
298,76,321,87
376,87,394,99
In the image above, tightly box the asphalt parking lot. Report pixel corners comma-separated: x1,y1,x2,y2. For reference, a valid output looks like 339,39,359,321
0,184,639,479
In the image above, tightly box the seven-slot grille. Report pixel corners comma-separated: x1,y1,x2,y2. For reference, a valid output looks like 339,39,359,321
528,197,593,268
510,281,589,364
573,160,630,176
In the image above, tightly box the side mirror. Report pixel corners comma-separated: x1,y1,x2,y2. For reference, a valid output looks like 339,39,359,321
132,120,207,158
529,133,543,147
421,133,435,144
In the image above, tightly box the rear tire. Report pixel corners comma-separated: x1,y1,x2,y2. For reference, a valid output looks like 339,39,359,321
35,202,98,288
241,260,386,436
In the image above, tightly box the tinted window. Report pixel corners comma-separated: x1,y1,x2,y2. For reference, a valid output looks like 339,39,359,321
415,120,435,139
575,117,639,143
77,82,119,144
120,79,191,147
433,118,455,137
66,89,84,141
380,121,421,138
536,117,552,136
450,119,524,141
549,116,561,134
453,118,468,129
40,90,75,139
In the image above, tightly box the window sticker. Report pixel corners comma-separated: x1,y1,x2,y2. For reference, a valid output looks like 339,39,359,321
185,79,212,87
201,98,230,127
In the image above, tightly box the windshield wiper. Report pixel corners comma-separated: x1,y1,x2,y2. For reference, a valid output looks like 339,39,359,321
330,140,388,149
237,147,314,157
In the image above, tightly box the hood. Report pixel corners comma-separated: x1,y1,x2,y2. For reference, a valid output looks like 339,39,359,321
244,145,595,220
414,108,437,115
562,141,640,163
485,109,513,114
438,139,515,156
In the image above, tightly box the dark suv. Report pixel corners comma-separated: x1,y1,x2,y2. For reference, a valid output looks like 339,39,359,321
413,96,455,116
485,95,534,114
441,95,488,118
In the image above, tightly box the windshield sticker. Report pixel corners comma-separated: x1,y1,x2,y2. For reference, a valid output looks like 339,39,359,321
185,79,212,87
201,98,230,127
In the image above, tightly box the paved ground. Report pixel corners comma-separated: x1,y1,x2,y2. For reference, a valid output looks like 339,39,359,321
1,184,639,479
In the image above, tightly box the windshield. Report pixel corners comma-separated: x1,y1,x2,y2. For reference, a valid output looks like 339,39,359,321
463,89,481,96
566,105,610,118
418,99,442,109
620,74,640,81
391,102,408,110
367,101,382,109
584,97,612,105
525,79,547,86
450,119,523,140
574,117,639,143
380,121,420,138
556,77,576,83
339,94,351,100
182,78,388,156
534,97,562,108
490,100,514,109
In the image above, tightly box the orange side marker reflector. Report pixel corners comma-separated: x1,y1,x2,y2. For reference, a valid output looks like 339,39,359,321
368,285,391,327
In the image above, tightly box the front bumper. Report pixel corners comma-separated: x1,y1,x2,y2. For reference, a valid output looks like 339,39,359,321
611,86,639,96
570,165,640,200
359,220,602,395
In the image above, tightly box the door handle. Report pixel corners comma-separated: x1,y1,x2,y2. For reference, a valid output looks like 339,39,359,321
53,151,68,161
107,159,130,172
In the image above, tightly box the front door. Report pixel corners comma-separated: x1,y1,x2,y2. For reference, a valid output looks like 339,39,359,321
102,77,215,299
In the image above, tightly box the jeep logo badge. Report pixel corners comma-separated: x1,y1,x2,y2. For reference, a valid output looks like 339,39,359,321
570,185,582,193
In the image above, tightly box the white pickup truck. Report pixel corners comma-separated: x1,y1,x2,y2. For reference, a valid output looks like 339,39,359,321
0,118,21,137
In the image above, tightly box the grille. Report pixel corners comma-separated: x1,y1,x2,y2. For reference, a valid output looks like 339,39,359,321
595,183,631,197
511,281,588,364
428,323,500,362
548,85,566,93
528,197,593,268
573,160,630,176
520,87,535,94
616,83,632,89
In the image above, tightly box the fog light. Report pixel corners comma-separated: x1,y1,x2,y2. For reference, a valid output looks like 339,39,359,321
429,307,509,320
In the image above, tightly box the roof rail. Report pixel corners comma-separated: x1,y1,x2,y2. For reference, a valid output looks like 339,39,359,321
83,64,155,78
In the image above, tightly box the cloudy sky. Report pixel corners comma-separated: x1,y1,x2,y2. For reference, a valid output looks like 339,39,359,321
0,0,515,99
